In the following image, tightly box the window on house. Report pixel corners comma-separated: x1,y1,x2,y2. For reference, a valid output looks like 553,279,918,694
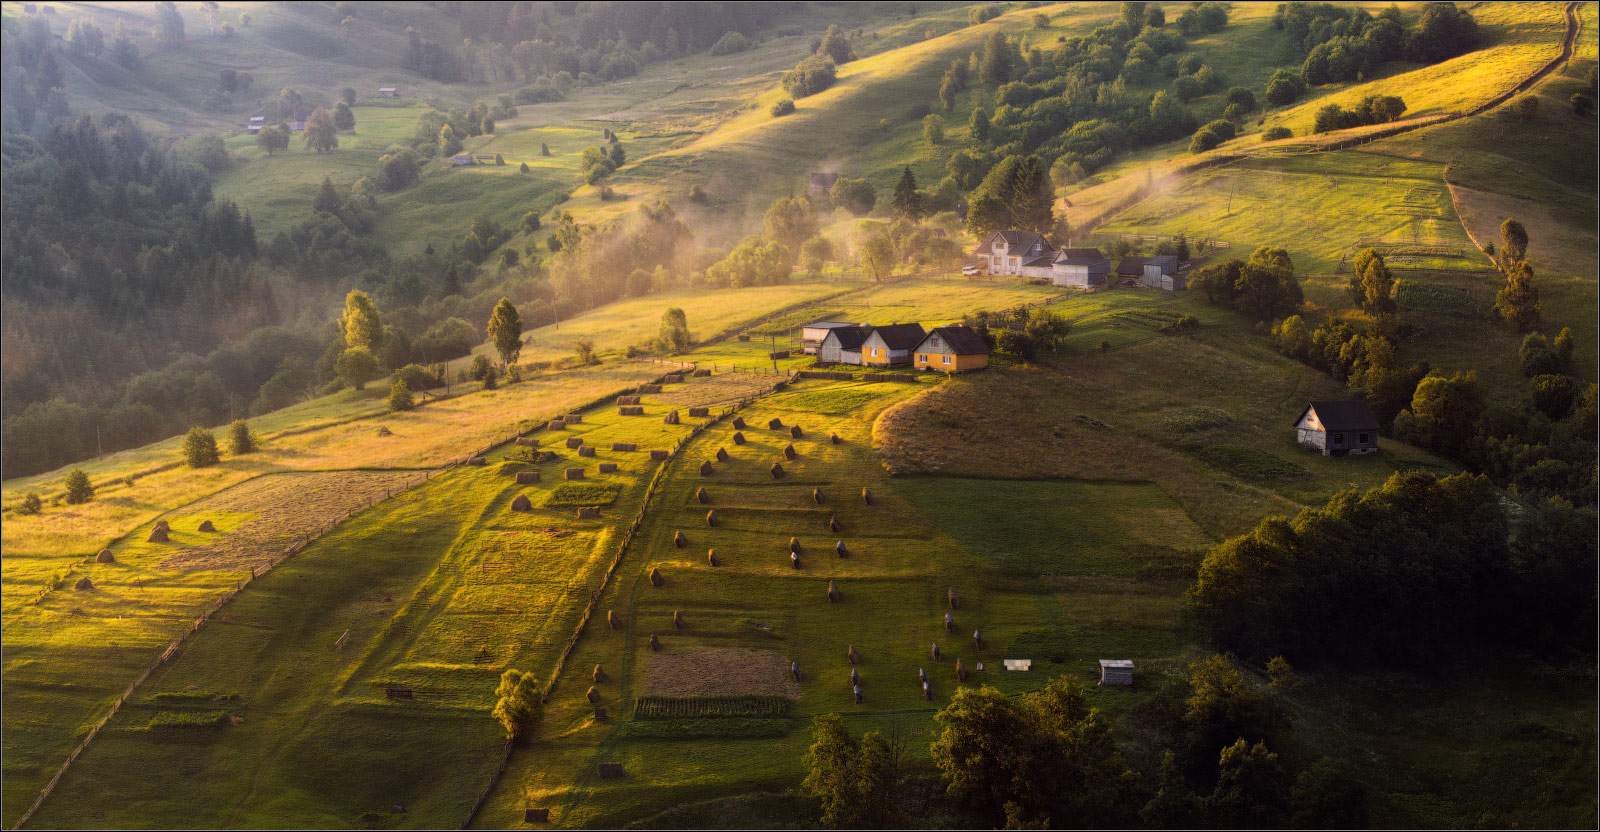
1359,433,1369,444
942,355,951,364
871,349,879,356
1333,433,1344,444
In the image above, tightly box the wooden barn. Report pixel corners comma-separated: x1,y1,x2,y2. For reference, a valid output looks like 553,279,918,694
1098,659,1134,686
800,321,859,355
861,323,927,367
819,325,872,366
973,230,1056,277
1294,400,1379,456
913,325,990,373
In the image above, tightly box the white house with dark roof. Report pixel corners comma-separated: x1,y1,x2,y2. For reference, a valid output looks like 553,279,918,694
1052,248,1110,288
1295,401,1379,456
973,232,1109,287
800,321,859,355
819,325,873,365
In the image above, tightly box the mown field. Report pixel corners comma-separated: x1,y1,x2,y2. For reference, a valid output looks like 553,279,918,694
472,377,1215,828
20,373,781,828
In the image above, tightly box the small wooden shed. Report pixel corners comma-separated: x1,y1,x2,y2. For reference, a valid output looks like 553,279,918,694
1098,659,1134,686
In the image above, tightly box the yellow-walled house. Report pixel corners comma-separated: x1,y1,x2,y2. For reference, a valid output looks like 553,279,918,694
860,323,927,366
913,325,990,373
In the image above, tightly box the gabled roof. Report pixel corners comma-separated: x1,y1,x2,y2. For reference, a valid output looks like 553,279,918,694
803,321,857,331
1054,247,1108,266
823,325,873,351
1299,400,1379,432
864,322,927,350
917,325,990,356
1116,257,1147,275
1021,255,1057,267
973,230,1052,256
1146,254,1179,272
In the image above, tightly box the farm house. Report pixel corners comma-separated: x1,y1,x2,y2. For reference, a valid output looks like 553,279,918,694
861,323,927,367
913,325,990,373
1052,248,1110,289
1294,401,1379,456
378,87,398,97
972,231,1110,287
818,325,872,365
800,321,859,355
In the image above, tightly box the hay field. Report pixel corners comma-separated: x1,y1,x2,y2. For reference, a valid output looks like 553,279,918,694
471,377,1216,828
18,372,786,827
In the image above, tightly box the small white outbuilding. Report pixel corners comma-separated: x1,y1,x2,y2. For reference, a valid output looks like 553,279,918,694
1098,659,1134,686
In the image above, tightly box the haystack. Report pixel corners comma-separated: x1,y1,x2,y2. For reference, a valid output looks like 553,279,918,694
790,425,803,438
147,526,169,543
835,540,847,556
790,551,799,568
919,667,929,683
791,661,802,682
376,426,394,437
789,537,801,553
813,487,825,504
548,419,566,430
576,506,600,519
688,407,709,418
732,432,746,445
597,463,618,473
767,417,784,430
586,686,600,703
948,588,959,610
510,494,533,511
664,374,684,384
611,442,638,452
715,447,730,462
932,642,942,661
616,395,641,406
607,609,619,629
593,664,606,683
618,406,644,416
516,471,541,484
862,488,873,505
674,530,687,547
153,520,170,532
673,610,684,630
827,580,839,603
956,658,968,681
945,612,955,633
706,509,718,527
828,516,840,533
96,549,115,564
830,431,841,444
707,549,718,567
650,449,670,461
972,630,984,650
197,520,216,532
639,384,662,394
850,668,860,686
732,417,746,430
770,462,785,478
74,577,93,591
648,634,660,651
649,566,664,586
847,644,860,664
663,410,680,425
565,413,583,424
469,456,488,466
853,685,863,704
699,460,713,476
692,368,711,377
924,680,933,701
578,446,596,457
565,437,584,449
564,467,584,480
696,486,709,504
783,443,797,460
515,437,538,447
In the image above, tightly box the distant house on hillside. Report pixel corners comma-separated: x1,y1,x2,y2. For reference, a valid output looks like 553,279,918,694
451,154,473,166
973,232,1109,288
246,116,266,134
1141,255,1183,290
378,87,398,97
913,325,990,373
808,172,840,194
861,323,927,367
1294,401,1379,456
819,325,872,365
801,321,859,355
1053,248,1110,289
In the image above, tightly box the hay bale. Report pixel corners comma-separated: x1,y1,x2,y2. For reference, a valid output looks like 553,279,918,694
945,612,955,633
673,610,684,630
847,644,860,664
510,494,533,511
924,680,933,701
732,431,746,445
732,417,746,430
956,658,968,681
862,488,873,505
783,443,797,460
830,431,841,445
516,471,541,484
792,661,802,682
564,467,585,480
147,526,169,543
715,447,730,462
586,686,600,703
607,610,619,629
919,667,929,683
597,462,618,473
948,588,959,610
931,642,942,661
851,668,861,686
95,549,115,564
153,520,170,532
576,506,600,519
663,410,680,425
524,808,550,823
767,417,784,430
790,551,799,569
813,487,825,504
650,449,670,461
696,486,710,504
74,576,93,591
548,419,566,430
616,395,641,405
972,630,984,650
835,540,847,557
618,406,645,416
469,456,488,466
790,425,803,438
593,664,606,683
611,442,638,452
706,509,718,527
699,460,713,476
707,549,718,567
827,580,839,603
565,413,583,424
692,368,711,377
376,426,393,437
828,516,840,533
738,334,751,342
515,437,538,447
688,406,709,418
197,520,216,532
664,374,684,384
649,566,664,586
638,384,662,394
578,446,596,458
853,685,863,704
648,634,660,651
770,462,785,479
565,437,584,449
674,530,687,547
789,537,801,553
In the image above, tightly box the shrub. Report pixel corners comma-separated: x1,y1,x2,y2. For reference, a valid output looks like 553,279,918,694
183,427,220,468
770,98,796,117
782,55,837,98
1262,126,1293,141
1189,127,1223,153
419,317,479,361
469,353,494,382
387,377,415,412
227,419,255,455
20,492,43,514
710,31,751,56
393,363,441,391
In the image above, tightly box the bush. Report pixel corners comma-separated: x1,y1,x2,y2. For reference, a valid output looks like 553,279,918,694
1189,127,1223,153
418,318,479,361
393,363,442,391
387,377,415,412
469,353,494,382
782,55,837,98
710,31,751,56
1262,126,1293,141
64,469,94,504
20,492,43,514
227,419,255,455
770,98,796,117
183,427,220,468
